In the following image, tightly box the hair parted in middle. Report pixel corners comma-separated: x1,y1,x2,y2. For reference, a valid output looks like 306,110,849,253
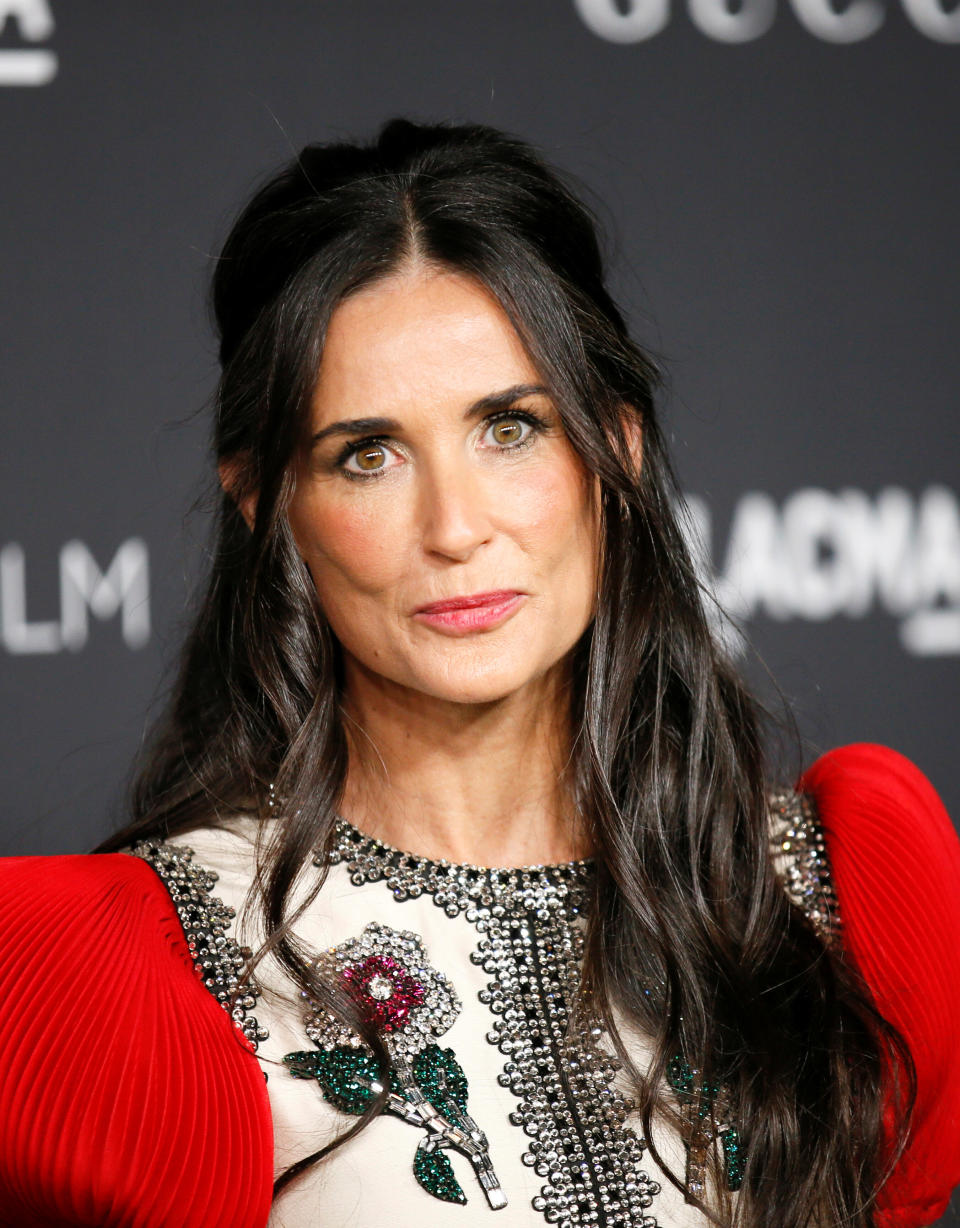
102,117,913,1226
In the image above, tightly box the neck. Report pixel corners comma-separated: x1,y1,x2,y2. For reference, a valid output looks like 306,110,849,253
337,660,588,868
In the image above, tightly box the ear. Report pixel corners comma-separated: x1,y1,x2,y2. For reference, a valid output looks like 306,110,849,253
218,454,258,532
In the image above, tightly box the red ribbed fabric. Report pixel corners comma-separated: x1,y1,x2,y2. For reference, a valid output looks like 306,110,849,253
799,744,960,1228
0,853,273,1227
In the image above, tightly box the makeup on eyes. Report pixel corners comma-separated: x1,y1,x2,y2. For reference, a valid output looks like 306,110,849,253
326,406,552,482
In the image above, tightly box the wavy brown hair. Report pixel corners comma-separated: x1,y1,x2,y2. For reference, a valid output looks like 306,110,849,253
99,117,913,1225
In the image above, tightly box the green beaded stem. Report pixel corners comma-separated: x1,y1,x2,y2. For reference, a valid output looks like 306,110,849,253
720,1127,745,1191
284,1041,475,1206
666,1053,746,1191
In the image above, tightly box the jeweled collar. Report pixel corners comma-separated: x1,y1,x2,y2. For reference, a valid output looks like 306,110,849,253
321,816,595,919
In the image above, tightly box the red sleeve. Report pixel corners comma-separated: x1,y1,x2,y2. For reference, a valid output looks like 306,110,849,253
0,853,274,1228
798,743,960,1228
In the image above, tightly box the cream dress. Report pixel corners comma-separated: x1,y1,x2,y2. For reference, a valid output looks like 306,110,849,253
131,793,827,1228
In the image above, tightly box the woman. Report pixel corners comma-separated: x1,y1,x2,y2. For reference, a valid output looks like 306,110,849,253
1,117,959,1228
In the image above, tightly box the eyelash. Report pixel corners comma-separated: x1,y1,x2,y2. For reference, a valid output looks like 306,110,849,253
333,409,547,482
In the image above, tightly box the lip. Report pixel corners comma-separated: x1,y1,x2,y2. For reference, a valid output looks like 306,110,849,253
415,590,522,614
412,590,525,635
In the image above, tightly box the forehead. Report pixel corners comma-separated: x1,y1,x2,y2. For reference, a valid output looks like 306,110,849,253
311,268,543,419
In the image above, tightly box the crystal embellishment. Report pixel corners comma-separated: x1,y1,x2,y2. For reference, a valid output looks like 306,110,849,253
366,972,395,1001
324,821,663,1227
300,922,461,1059
130,838,269,1051
134,788,838,1220
666,1055,745,1197
284,922,507,1210
768,788,841,942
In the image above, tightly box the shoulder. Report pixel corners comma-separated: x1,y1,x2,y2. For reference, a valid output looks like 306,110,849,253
0,851,194,975
798,742,956,862
795,743,960,969
0,849,241,1047
795,744,960,1226
0,848,273,1227
0,842,253,992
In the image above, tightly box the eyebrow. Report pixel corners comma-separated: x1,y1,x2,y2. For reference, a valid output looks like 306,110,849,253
309,383,551,445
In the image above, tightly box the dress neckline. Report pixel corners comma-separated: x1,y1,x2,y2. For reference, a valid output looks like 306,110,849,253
329,812,595,874
324,814,595,920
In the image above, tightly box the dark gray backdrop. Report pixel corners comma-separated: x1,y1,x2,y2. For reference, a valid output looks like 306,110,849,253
1,2,958,1217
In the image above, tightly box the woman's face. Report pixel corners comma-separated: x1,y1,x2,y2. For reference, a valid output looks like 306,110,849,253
287,267,601,707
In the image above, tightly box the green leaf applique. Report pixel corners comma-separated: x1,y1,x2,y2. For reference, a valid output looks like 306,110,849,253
413,1139,467,1205
284,1046,396,1115
412,1044,469,1115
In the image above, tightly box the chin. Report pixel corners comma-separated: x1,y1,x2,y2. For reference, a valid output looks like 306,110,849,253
414,664,543,706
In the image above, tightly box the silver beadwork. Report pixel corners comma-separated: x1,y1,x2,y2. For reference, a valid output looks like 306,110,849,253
134,786,837,1222
131,839,269,1051
768,789,841,942
325,819,662,1227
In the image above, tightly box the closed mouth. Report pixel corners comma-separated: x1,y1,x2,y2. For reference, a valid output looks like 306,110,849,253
415,590,522,614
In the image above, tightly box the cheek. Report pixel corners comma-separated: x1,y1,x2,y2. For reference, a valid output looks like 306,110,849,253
290,493,407,600
512,459,599,573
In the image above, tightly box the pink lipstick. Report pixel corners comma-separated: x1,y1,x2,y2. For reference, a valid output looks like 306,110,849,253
413,590,525,634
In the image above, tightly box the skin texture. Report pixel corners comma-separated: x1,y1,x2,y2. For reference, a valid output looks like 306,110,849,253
246,267,610,866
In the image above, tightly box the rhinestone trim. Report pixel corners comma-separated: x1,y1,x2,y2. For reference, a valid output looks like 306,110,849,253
325,820,662,1227
768,789,841,942
131,839,269,1051
324,818,594,919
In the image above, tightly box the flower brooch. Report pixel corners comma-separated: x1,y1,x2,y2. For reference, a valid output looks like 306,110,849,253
284,921,507,1210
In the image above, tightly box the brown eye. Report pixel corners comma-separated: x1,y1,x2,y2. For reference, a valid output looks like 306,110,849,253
337,436,401,480
354,444,386,472
490,418,524,446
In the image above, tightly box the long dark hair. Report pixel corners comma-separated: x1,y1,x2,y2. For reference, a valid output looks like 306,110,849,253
99,117,912,1225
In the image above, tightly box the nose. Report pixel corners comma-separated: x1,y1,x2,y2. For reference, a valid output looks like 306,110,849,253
417,456,493,562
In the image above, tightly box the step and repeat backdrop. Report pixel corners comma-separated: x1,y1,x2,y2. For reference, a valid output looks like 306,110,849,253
1,2,957,874
2,11,958,1213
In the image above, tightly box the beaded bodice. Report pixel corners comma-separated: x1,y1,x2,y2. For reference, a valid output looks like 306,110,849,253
131,788,837,1228
323,818,662,1225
